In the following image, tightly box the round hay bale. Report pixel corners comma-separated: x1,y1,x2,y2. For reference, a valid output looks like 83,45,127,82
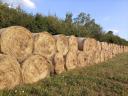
22,55,50,84
66,51,77,70
34,32,56,59
83,38,97,64
68,35,78,52
54,52,65,74
100,42,105,62
1,26,33,63
78,37,85,51
55,34,69,56
77,51,88,67
0,54,21,90
94,41,102,64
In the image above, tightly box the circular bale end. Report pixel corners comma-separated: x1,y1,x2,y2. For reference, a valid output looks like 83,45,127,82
66,51,77,70
1,26,33,63
54,52,65,74
55,34,69,56
34,32,56,59
77,51,88,67
68,35,78,52
0,54,21,90
22,55,50,84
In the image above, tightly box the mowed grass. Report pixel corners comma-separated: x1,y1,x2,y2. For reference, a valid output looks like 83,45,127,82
0,53,128,96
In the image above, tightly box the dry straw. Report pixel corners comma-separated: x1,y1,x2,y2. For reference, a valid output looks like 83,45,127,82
68,35,78,52
66,51,77,70
1,26,33,63
54,52,65,74
94,41,102,64
22,55,50,84
77,51,88,67
55,34,69,56
0,54,21,90
34,32,56,59
83,38,97,64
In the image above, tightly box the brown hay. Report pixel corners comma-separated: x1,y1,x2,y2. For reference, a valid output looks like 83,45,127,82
55,34,69,56
22,55,50,84
34,32,56,59
77,51,88,67
1,26,33,63
66,51,77,70
54,52,65,74
68,35,78,52
0,54,21,90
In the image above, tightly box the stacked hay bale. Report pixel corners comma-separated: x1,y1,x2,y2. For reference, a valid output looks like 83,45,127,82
33,32,56,74
0,54,21,90
77,37,88,67
94,41,102,64
54,34,69,74
66,35,78,70
22,55,50,84
109,43,113,59
33,32,56,59
83,38,97,65
1,26,33,63
100,42,106,62
77,51,88,67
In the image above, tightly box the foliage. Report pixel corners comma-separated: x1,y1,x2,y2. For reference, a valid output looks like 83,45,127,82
0,3,128,45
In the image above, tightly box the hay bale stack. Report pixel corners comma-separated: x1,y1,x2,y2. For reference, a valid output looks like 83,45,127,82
68,35,78,52
22,55,50,84
54,52,65,74
55,34,69,56
1,26,33,63
83,38,97,64
77,51,88,67
66,51,77,70
0,54,21,90
34,32,56,59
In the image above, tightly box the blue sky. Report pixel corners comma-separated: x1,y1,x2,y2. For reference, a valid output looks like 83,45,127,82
2,0,128,40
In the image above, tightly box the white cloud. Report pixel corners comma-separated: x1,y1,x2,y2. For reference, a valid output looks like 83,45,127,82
108,29,119,35
0,0,36,9
21,0,36,9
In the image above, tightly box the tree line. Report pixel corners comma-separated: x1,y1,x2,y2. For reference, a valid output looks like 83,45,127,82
0,3,128,45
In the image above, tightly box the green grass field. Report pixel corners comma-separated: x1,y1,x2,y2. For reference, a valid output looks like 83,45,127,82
0,53,128,96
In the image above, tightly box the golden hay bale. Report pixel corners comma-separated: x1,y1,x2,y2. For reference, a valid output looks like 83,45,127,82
66,51,77,70
34,32,56,59
77,51,88,67
94,41,102,64
83,38,97,65
22,55,50,84
68,35,78,52
1,26,33,63
54,52,65,74
83,38,97,53
0,54,21,90
100,42,105,62
55,34,69,56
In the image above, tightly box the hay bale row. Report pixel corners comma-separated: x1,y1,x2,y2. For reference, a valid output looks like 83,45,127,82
0,26,128,90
